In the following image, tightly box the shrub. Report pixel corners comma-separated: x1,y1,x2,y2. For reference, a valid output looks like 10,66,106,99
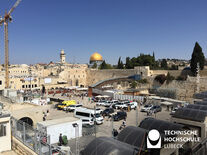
176,75,187,81
137,79,148,84
62,135,68,145
130,81,137,88
166,72,175,84
154,74,166,84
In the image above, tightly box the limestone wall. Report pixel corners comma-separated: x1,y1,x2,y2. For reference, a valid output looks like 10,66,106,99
12,137,37,155
158,76,207,102
86,69,136,86
152,70,182,77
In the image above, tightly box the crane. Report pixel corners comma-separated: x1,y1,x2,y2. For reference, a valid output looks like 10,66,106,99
0,0,22,88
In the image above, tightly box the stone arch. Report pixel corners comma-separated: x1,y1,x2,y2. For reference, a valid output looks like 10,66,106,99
19,117,33,126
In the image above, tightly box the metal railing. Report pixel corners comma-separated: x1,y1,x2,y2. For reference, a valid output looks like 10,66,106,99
11,117,52,155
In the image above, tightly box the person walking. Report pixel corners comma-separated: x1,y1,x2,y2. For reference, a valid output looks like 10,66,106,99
59,133,63,146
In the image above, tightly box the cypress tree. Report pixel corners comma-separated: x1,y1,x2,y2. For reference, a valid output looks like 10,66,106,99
190,42,205,76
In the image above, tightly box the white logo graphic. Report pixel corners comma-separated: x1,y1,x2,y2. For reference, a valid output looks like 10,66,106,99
147,129,161,148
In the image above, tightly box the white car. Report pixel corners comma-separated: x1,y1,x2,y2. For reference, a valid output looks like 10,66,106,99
96,100,106,106
128,102,137,110
65,104,82,112
95,108,103,114
74,107,104,125
140,104,153,112
82,118,94,126
115,102,128,109
170,107,179,115
104,101,113,107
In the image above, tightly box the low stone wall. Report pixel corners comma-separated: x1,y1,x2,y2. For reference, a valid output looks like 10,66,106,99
12,137,37,155
86,69,136,86
158,76,207,102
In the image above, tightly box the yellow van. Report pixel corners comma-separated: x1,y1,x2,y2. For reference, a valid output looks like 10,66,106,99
58,100,76,110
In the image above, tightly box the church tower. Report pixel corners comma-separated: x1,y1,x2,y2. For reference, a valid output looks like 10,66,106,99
60,49,66,63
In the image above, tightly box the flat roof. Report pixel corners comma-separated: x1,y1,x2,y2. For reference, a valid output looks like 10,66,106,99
38,117,80,127
0,111,10,118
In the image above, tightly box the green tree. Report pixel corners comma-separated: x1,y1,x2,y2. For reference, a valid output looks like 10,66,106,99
130,81,137,88
153,51,155,60
91,62,97,69
125,57,133,69
170,65,178,70
124,53,159,69
99,60,114,69
190,42,205,76
99,60,107,69
161,59,168,69
117,57,124,69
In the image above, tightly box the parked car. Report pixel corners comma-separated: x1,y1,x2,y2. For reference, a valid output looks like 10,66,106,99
96,100,106,106
150,105,162,113
55,102,64,109
114,102,128,109
170,107,179,115
95,108,103,114
127,102,137,110
140,104,153,112
102,108,114,116
104,101,113,107
65,104,83,112
113,111,127,121
74,107,104,125
56,103,65,110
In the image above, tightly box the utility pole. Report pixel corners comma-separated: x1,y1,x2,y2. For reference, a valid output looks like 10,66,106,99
196,62,200,93
136,106,138,127
73,123,79,155
29,66,32,103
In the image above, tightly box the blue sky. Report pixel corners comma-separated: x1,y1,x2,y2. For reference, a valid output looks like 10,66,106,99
0,0,206,65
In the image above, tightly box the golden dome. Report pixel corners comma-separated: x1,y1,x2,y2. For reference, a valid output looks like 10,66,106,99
90,52,103,61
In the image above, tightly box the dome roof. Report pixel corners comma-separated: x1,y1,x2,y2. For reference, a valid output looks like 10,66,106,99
90,52,103,61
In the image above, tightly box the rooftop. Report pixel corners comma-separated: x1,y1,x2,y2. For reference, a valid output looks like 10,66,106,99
38,117,80,127
0,110,10,118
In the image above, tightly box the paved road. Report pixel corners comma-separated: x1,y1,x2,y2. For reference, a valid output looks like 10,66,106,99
45,96,171,154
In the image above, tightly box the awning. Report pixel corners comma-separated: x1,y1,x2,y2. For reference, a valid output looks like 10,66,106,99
160,101,173,106
57,80,67,84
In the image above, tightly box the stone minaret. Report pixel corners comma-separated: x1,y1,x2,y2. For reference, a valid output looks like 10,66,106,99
60,49,66,63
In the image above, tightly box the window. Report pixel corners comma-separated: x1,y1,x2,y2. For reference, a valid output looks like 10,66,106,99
0,123,6,137
76,112,90,117
35,84,37,87
0,81,2,85
22,85,25,88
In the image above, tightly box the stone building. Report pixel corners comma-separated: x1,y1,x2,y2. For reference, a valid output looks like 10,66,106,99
60,49,66,64
0,110,11,153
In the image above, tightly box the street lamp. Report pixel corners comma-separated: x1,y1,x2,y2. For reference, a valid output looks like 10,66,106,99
72,123,79,155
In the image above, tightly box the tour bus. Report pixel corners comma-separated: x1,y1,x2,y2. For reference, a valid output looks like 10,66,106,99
74,107,104,125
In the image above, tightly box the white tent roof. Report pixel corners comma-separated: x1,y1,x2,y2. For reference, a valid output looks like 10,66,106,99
160,101,173,106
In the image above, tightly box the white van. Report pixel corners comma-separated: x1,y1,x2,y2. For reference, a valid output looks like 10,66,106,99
74,108,104,125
